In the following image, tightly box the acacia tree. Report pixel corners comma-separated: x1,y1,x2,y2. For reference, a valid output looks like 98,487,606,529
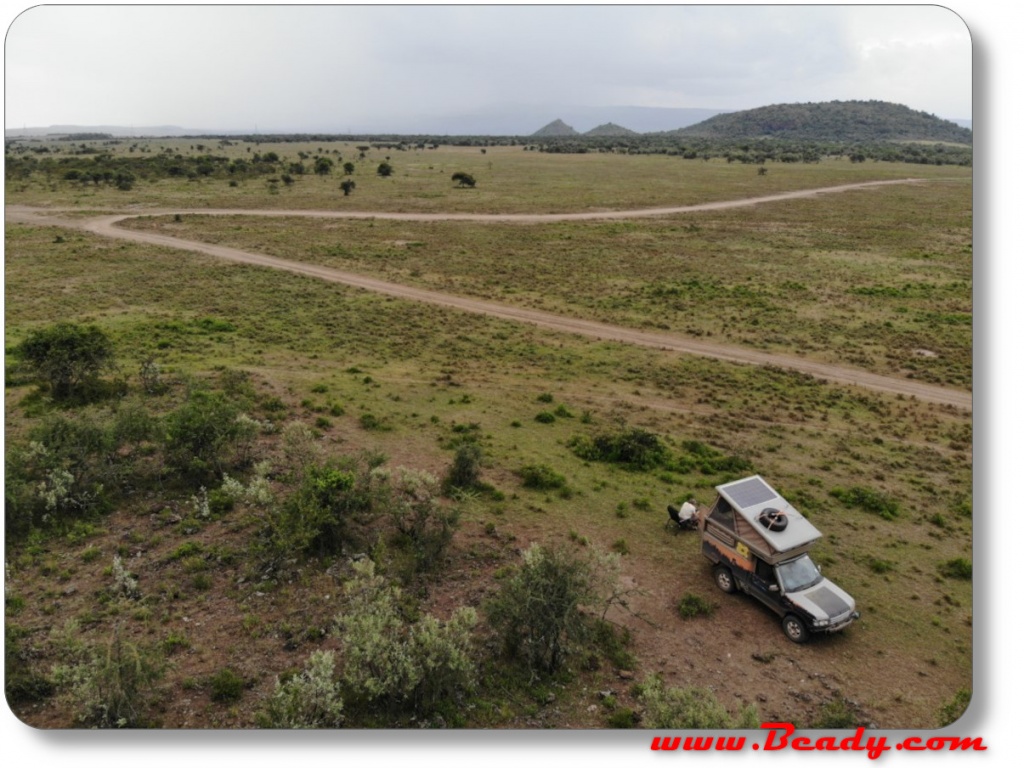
17,323,116,399
314,157,333,177
340,179,356,196
451,172,476,188
376,162,393,178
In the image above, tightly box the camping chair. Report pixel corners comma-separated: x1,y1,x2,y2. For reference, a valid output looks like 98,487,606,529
666,503,698,533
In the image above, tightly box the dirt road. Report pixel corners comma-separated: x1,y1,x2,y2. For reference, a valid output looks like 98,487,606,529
5,178,971,410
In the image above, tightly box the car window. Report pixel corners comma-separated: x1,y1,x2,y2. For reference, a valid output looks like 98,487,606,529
776,555,823,592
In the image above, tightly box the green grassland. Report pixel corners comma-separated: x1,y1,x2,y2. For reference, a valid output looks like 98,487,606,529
120,176,971,387
5,143,971,729
7,137,967,213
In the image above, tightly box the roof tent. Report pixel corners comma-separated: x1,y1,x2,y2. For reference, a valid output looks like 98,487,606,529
715,475,821,554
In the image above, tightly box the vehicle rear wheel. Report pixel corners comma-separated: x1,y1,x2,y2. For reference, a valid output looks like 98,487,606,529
782,614,809,644
714,566,736,594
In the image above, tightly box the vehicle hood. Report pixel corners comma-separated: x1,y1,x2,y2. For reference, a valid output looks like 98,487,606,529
787,578,856,622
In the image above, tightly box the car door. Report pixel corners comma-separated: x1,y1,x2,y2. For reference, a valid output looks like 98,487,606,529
748,558,784,615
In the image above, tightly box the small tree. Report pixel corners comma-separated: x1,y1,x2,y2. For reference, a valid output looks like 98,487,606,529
451,172,476,188
342,162,355,175
340,179,356,196
17,323,115,399
486,544,611,676
314,157,333,177
376,162,394,178
444,441,483,491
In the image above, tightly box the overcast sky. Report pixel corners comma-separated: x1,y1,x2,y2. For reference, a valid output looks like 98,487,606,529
5,4,972,133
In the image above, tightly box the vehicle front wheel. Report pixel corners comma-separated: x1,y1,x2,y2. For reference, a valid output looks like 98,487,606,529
714,566,736,594
782,614,809,644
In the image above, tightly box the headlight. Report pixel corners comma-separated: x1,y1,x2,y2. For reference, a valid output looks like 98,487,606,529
813,618,830,628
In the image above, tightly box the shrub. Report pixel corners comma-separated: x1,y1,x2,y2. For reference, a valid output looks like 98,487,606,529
335,561,477,714
677,593,716,619
110,556,140,600
444,441,483,491
280,421,324,478
485,544,615,676
272,464,357,557
674,439,753,476
607,708,637,728
164,390,243,478
939,557,972,580
53,627,163,727
534,411,556,424
389,468,459,573
16,322,115,399
518,464,566,490
636,675,759,729
569,426,667,471
812,697,859,728
210,668,245,703
261,650,345,728
257,459,395,567
829,486,900,520
359,413,390,431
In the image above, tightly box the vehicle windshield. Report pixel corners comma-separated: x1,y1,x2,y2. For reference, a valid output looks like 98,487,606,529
776,555,823,593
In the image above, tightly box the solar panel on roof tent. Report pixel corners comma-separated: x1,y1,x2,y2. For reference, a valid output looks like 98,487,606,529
721,476,777,510
716,475,822,554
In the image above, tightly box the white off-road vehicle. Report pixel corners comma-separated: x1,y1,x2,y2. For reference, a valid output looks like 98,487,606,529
698,475,859,643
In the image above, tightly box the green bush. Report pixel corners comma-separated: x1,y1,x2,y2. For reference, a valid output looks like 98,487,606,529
261,650,345,728
53,627,164,727
677,593,716,619
164,390,244,478
939,557,972,580
607,708,637,728
210,668,245,703
271,464,357,558
518,464,566,490
534,411,556,424
334,561,477,715
485,544,616,676
569,426,667,471
829,486,900,520
389,468,459,573
636,675,759,729
445,441,483,491
812,697,859,728
15,322,115,399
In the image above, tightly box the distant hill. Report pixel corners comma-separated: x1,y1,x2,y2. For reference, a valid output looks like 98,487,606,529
584,122,638,137
4,124,214,138
671,101,972,144
532,119,579,137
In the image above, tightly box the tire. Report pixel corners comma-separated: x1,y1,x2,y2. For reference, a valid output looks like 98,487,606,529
758,508,788,532
782,614,809,644
714,566,736,594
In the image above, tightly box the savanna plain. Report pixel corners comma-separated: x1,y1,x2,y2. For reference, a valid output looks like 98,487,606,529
4,139,972,730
